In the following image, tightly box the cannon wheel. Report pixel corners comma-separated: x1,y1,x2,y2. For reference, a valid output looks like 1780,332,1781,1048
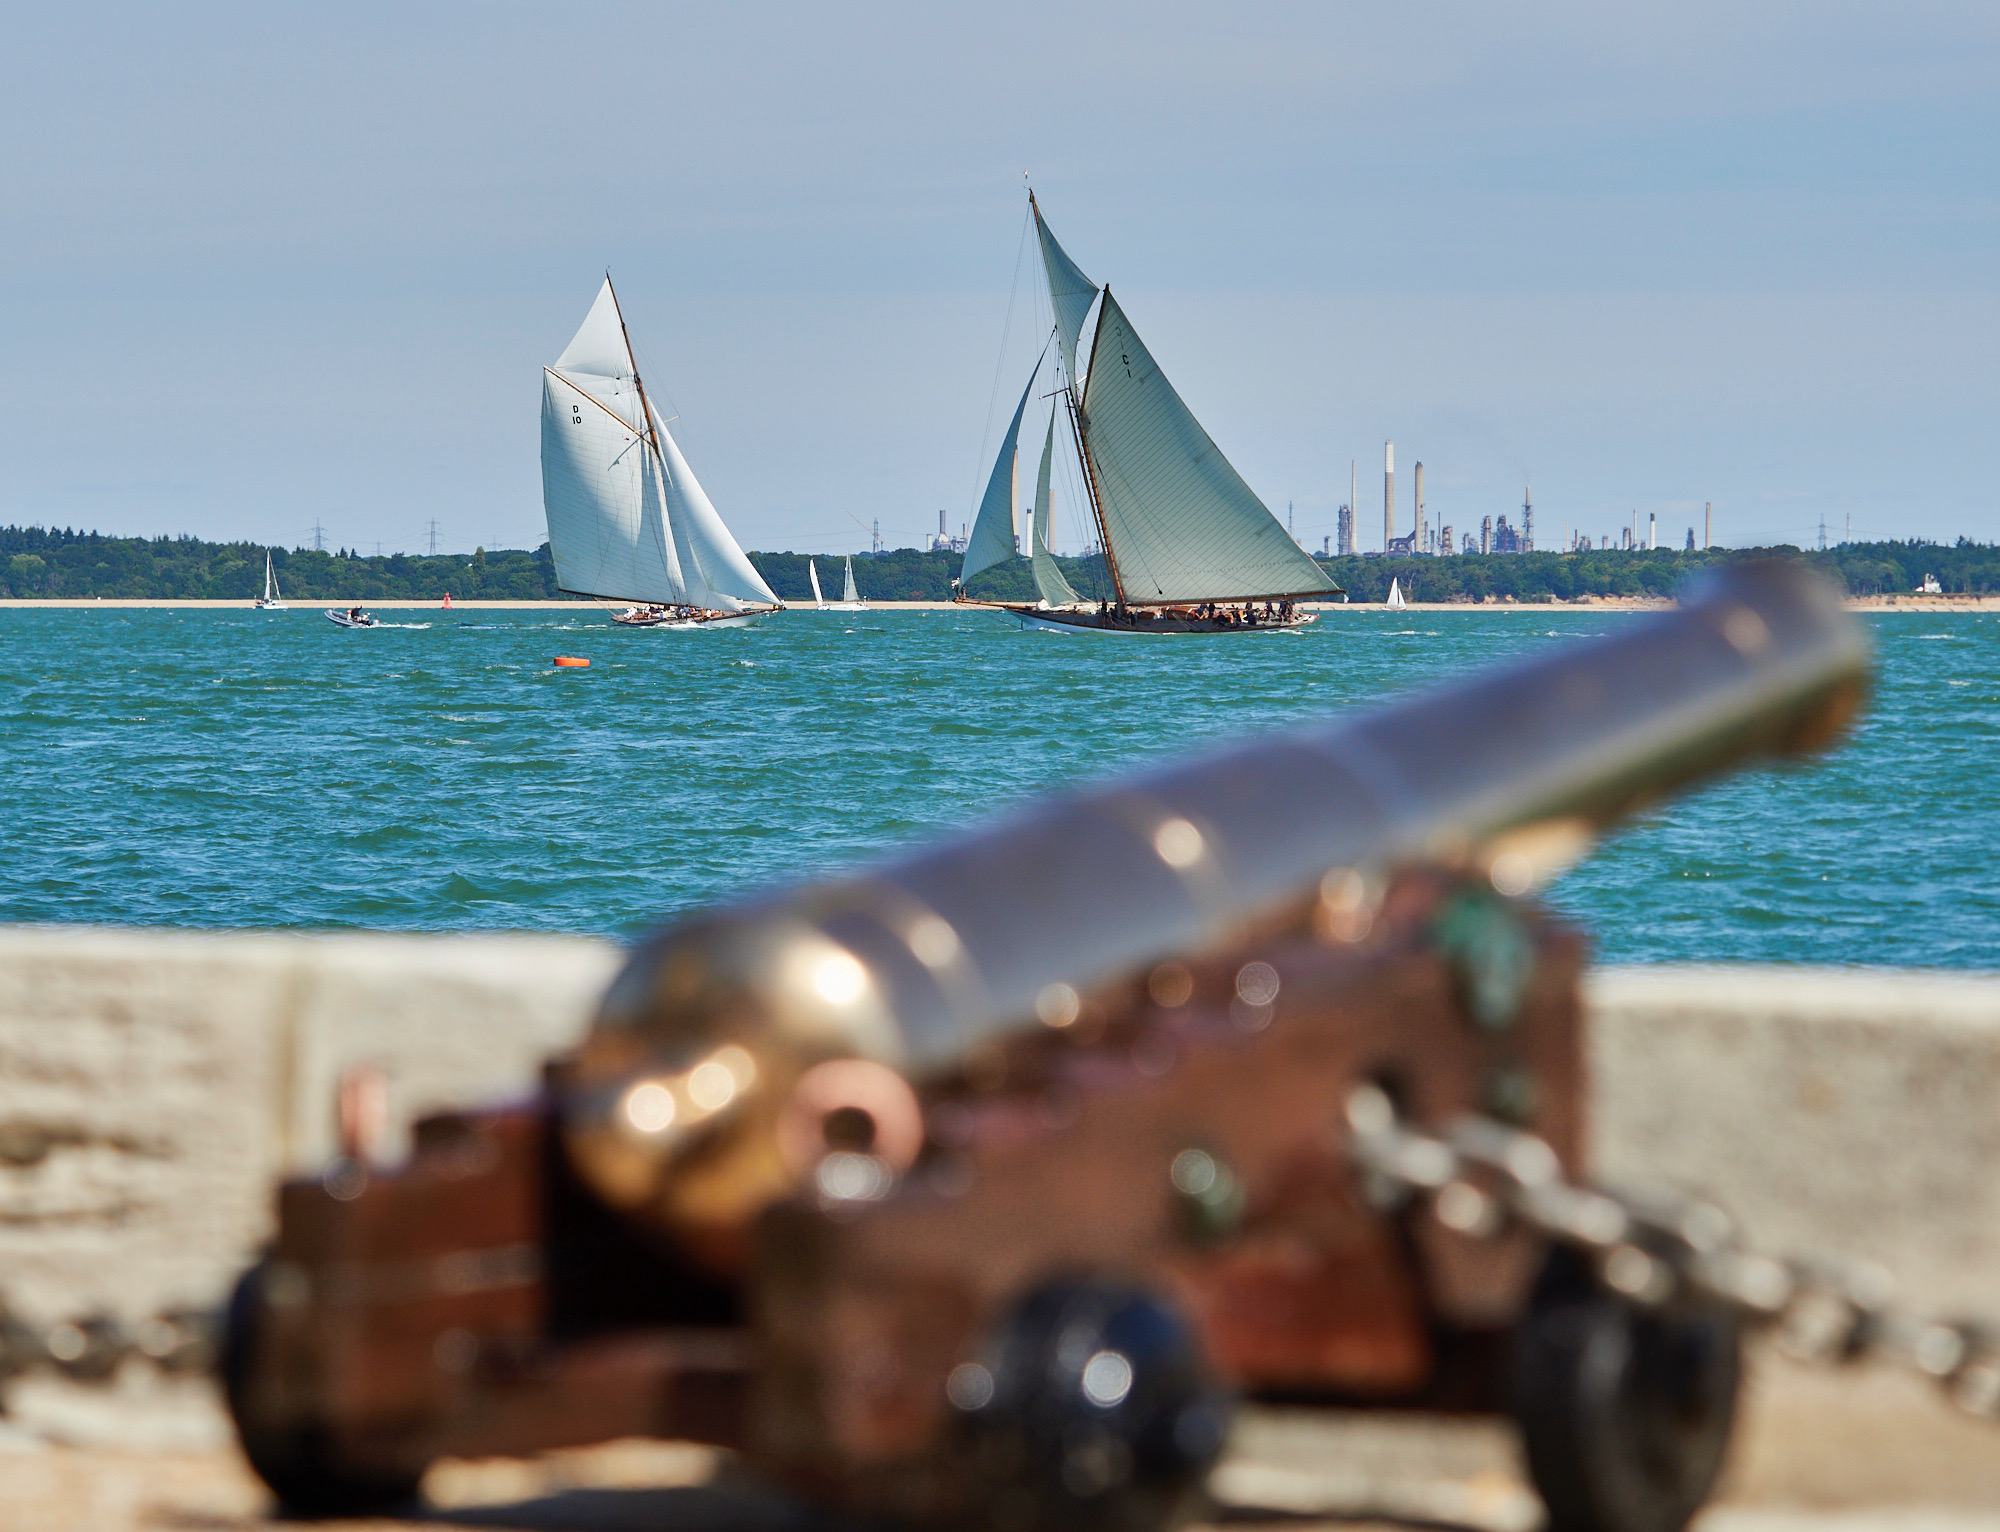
1510,1247,1742,1532
956,1278,1231,1532
219,1262,427,1518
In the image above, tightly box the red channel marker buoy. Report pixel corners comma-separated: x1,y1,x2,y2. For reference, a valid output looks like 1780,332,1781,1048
553,656,590,668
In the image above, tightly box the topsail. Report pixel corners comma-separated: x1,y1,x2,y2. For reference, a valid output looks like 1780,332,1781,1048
1034,197,1099,387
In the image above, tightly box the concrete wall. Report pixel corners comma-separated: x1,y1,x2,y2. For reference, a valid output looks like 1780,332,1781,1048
0,927,618,1328
0,930,1995,1500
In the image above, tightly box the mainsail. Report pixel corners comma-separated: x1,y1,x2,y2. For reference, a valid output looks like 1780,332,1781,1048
1029,416,1081,607
540,276,775,610
960,360,1040,585
841,557,860,604
1078,288,1335,604
809,558,825,608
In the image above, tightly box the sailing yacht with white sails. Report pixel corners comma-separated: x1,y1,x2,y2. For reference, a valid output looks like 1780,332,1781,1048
253,551,286,611
809,556,868,613
955,193,1340,634
540,277,782,629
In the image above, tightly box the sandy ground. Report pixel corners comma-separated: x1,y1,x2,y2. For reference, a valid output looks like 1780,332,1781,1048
2,1416,1994,1532
5,1354,1999,1532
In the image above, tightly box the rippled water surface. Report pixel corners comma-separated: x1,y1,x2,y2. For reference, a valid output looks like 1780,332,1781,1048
1,606,1993,967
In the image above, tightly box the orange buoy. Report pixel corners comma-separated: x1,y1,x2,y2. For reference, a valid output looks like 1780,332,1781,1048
553,656,590,668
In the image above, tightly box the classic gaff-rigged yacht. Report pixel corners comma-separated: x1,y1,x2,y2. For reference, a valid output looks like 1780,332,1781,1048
540,276,783,630
253,550,287,611
809,555,868,613
955,193,1340,635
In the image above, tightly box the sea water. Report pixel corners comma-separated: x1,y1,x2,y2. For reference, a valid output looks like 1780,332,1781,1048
0,607,1992,967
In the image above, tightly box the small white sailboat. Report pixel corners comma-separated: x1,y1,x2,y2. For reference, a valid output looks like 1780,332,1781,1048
828,556,868,612
955,193,1341,635
1386,577,1407,610
540,275,783,630
809,554,869,613
254,551,287,611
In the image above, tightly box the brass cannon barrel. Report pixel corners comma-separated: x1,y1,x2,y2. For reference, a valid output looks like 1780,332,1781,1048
562,562,1868,1246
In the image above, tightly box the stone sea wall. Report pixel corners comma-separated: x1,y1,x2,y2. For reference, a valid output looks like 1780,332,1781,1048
0,928,1994,1502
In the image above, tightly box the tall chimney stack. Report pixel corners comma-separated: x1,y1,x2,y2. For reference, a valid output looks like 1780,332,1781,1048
1384,441,1395,552
1413,461,1425,551
1648,511,1657,551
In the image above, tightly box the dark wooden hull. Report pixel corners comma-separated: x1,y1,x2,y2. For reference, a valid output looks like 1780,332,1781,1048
976,601,1318,635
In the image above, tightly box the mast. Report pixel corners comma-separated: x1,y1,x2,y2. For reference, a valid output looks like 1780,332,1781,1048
604,272,665,464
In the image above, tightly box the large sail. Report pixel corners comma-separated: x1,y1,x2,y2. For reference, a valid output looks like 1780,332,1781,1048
542,368,692,604
1034,198,1098,386
1080,289,1337,604
1029,416,1081,607
809,559,825,607
961,361,1039,585
555,277,637,380
841,557,860,604
651,402,780,609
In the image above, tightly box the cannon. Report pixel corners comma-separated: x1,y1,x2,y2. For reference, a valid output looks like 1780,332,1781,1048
222,562,1869,1532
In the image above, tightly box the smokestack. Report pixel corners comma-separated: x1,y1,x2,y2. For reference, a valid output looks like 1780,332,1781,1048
1523,486,1533,553
1384,441,1395,553
1413,461,1424,551
1648,512,1656,551
1350,460,1357,554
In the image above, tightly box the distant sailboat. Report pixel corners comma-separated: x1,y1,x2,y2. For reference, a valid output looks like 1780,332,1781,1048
831,556,868,612
955,193,1341,634
1386,578,1407,610
809,555,869,612
254,551,286,611
540,276,783,629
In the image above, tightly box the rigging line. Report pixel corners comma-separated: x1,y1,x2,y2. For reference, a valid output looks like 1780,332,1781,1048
966,202,1034,516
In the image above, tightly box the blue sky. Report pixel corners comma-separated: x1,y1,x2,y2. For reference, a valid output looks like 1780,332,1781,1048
2,2,1994,556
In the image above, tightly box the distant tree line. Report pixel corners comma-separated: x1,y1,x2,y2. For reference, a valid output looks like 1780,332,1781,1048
1317,540,2000,604
2,525,1993,603
0,528,559,600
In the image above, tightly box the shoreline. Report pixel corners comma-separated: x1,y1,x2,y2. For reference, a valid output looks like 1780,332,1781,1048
1,596,1992,613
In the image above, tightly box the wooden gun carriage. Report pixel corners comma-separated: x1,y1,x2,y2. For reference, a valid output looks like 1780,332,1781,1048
223,564,1868,1532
